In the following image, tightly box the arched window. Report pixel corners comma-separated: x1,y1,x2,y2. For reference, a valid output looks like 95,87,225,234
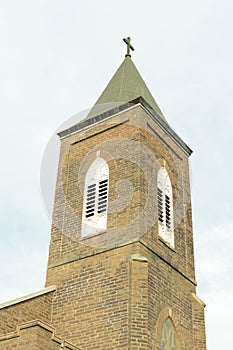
82,157,109,237
160,318,178,350
157,166,174,247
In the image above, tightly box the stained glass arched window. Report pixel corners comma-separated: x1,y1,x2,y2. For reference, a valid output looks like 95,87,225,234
160,318,178,350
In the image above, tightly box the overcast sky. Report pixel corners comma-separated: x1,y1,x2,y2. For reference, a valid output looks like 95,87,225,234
1,1,233,349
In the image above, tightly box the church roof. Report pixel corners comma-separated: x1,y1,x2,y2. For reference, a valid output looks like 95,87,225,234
85,55,165,121
58,40,192,155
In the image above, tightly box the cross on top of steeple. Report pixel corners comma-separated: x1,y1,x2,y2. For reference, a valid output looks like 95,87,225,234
123,36,135,57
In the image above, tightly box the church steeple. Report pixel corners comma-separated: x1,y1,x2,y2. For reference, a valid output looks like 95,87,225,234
46,39,206,350
85,37,165,122
91,56,164,117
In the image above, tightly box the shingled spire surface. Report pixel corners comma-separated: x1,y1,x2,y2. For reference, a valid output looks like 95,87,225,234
85,55,165,121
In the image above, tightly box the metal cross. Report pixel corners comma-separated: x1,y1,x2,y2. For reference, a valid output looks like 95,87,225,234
123,37,135,57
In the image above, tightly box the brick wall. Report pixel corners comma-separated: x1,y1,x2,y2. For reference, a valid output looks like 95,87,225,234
0,290,54,336
48,245,133,349
192,294,207,350
46,105,195,282
0,320,79,350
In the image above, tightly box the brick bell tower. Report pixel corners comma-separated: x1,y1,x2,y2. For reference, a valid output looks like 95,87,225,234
45,38,206,349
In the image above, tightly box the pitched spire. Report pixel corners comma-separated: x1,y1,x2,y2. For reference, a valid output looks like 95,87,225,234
84,38,165,122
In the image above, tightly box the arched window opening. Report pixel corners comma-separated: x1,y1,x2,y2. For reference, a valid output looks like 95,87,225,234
157,166,174,247
82,158,109,236
160,318,178,350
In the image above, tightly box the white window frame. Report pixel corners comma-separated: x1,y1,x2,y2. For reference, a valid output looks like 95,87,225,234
157,166,174,247
82,157,109,237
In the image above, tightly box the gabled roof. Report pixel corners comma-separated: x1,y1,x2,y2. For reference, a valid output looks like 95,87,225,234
85,55,165,121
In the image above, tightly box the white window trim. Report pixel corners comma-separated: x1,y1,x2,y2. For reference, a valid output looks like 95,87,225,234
157,166,174,247
82,157,109,237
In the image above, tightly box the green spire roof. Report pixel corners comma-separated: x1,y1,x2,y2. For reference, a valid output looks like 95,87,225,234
85,56,165,121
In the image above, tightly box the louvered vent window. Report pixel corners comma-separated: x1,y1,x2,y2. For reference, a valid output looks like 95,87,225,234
157,166,174,247
165,195,171,229
85,184,96,218
158,187,163,223
82,157,109,237
98,179,108,213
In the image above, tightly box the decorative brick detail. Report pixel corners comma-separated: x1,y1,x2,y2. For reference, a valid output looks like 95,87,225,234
0,320,79,350
129,255,148,349
155,307,185,350
0,289,55,336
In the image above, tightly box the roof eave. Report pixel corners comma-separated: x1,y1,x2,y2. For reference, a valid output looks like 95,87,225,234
58,97,193,156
